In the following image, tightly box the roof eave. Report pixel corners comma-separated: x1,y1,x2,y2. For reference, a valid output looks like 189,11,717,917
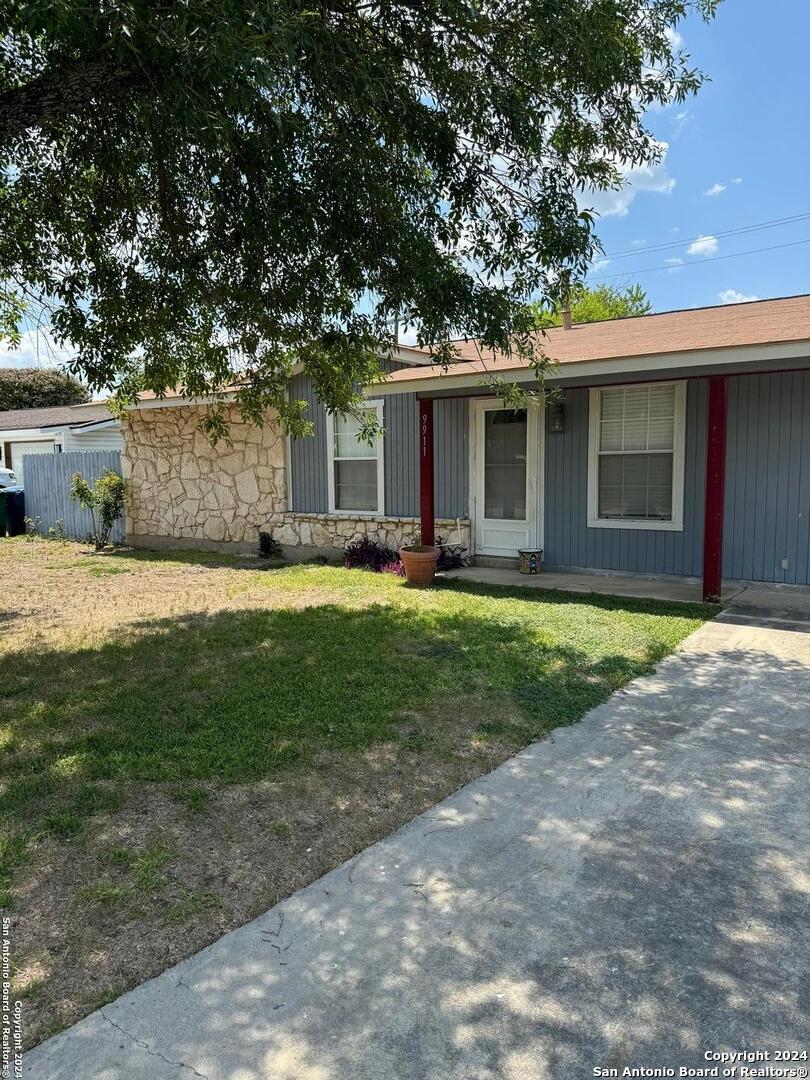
362,340,810,397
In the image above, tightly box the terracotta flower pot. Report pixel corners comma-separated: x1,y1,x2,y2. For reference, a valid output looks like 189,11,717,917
399,544,440,585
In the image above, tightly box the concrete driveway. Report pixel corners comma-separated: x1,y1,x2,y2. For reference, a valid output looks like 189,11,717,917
24,607,810,1079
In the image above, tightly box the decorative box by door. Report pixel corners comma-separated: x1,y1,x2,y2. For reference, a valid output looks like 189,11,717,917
518,549,543,575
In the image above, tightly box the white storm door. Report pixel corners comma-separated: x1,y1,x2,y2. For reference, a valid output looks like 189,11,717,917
473,401,540,557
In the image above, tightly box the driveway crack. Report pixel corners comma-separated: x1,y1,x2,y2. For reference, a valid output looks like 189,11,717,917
101,1010,208,1078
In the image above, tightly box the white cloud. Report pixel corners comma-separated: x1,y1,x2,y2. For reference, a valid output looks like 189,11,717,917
580,142,676,218
704,182,726,197
731,176,743,184
0,326,76,370
591,258,611,273
687,234,718,257
665,26,684,50
718,289,760,304
665,257,683,274
672,110,691,138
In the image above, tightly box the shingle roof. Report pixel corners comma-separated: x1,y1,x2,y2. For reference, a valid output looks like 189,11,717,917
0,402,113,432
380,294,810,386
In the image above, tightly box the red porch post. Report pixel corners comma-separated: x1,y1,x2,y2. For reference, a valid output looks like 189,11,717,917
703,375,729,603
419,398,435,546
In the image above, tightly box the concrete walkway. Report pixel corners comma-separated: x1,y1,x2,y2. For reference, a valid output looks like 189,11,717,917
25,609,810,1079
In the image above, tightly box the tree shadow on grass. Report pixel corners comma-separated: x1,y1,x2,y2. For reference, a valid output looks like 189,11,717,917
0,597,688,828
22,628,810,1076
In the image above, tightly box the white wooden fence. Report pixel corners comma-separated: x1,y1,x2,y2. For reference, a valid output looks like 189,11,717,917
23,450,125,543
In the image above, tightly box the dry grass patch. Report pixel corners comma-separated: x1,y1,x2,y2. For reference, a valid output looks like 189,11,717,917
0,538,712,1047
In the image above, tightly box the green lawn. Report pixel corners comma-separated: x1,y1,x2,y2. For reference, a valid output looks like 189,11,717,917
0,539,713,1046
2,560,710,813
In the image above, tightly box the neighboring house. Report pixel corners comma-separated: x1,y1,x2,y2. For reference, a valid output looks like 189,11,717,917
0,401,121,487
121,294,810,601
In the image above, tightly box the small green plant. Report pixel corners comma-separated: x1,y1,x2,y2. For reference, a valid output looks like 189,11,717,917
173,785,210,813
102,842,174,891
23,515,41,540
105,848,134,868
164,888,219,925
46,518,67,543
130,843,173,891
40,810,85,839
78,882,126,906
86,563,128,577
69,468,125,550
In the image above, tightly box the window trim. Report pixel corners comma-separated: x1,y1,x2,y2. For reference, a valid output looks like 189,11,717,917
587,381,687,532
326,399,385,516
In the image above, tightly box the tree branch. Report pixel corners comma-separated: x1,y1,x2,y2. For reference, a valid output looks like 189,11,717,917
0,57,150,142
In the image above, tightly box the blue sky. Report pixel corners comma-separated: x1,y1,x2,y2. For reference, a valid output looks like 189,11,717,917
583,0,810,312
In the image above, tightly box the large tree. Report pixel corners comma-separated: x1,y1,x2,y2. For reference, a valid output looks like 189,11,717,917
0,1,716,435
0,367,90,411
532,282,652,329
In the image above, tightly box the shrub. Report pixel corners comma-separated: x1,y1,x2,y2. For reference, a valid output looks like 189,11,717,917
69,468,125,550
344,536,398,572
46,518,66,543
23,515,40,540
258,529,282,559
435,533,467,571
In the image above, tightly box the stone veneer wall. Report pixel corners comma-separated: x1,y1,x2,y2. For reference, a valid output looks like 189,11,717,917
269,512,470,555
122,403,471,555
121,404,286,545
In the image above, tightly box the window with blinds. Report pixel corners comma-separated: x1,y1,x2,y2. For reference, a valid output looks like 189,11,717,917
588,383,685,530
328,404,383,513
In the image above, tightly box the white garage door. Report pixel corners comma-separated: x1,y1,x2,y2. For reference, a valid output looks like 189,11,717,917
10,441,56,487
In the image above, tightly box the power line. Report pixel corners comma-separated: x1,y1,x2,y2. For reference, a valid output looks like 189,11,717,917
589,236,810,282
603,211,810,260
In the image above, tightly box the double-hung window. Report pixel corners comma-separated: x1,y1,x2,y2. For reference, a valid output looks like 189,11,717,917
327,401,384,514
587,382,686,531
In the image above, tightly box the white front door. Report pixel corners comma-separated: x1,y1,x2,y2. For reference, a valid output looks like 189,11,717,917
472,400,543,557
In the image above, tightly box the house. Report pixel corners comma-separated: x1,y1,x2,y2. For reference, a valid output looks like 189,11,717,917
0,401,122,486
121,294,810,601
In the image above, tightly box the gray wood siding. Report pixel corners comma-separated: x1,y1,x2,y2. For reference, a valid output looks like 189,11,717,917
384,395,468,518
383,386,418,517
543,381,707,576
289,372,329,513
435,398,469,519
723,370,810,585
288,369,468,519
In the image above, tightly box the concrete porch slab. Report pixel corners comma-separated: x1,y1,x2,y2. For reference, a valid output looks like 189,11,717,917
442,566,742,605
